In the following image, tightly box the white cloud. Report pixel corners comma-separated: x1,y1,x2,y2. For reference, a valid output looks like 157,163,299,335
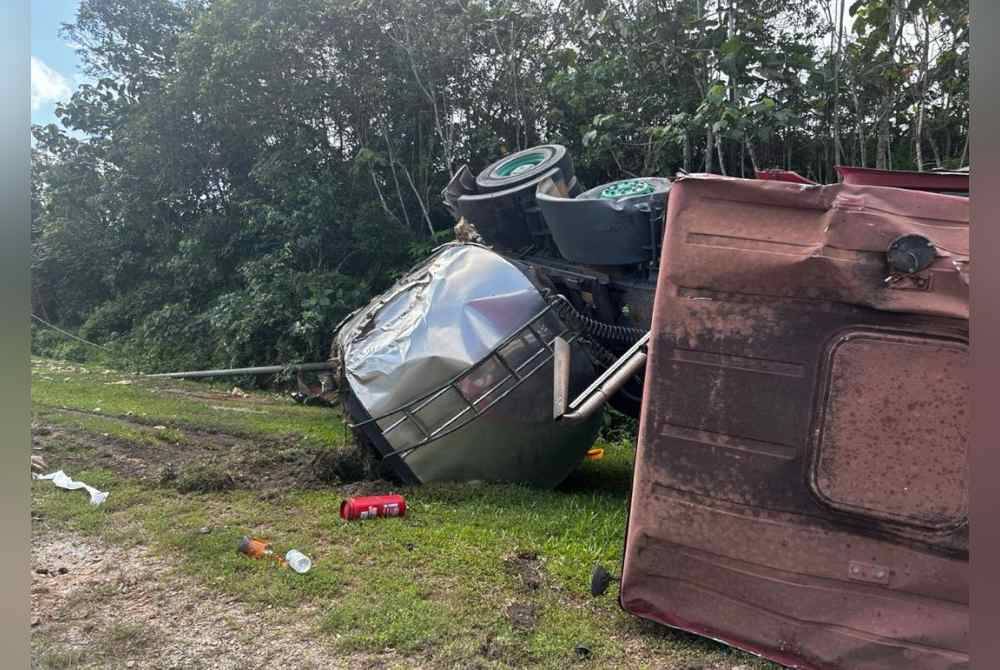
31,56,73,111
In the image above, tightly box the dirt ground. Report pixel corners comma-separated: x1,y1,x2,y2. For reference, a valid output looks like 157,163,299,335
30,418,370,495
30,528,411,670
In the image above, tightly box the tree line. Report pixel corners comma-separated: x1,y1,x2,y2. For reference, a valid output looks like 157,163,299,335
31,0,969,372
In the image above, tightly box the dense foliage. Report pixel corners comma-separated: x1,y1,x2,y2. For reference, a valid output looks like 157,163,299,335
31,0,969,371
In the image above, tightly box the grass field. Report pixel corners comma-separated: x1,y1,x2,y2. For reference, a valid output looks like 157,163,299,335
30,357,779,670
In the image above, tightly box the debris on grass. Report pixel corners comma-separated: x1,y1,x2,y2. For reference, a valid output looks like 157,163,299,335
506,602,538,631
238,536,276,560
210,405,267,414
589,564,619,597
237,536,312,574
339,494,407,520
31,454,48,474
290,391,334,407
505,550,543,591
33,470,109,506
284,549,312,574
173,463,235,494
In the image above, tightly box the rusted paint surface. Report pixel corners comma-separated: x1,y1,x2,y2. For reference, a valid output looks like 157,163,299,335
620,174,969,669
836,165,969,194
811,333,969,531
755,168,819,185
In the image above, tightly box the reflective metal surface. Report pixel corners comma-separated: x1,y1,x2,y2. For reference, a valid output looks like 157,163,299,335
334,243,602,487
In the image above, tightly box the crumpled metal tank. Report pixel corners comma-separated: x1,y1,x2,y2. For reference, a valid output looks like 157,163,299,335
332,243,603,487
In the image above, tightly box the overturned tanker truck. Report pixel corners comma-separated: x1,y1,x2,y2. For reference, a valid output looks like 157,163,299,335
332,144,970,670
332,145,660,486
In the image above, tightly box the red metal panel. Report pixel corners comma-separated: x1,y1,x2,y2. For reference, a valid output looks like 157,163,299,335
835,166,969,194
755,168,819,185
621,174,969,670
811,332,969,531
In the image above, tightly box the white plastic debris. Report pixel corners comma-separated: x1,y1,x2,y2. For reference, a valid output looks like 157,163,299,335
33,470,109,506
285,549,312,574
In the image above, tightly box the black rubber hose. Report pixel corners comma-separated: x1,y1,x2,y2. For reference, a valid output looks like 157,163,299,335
579,334,645,382
545,292,646,345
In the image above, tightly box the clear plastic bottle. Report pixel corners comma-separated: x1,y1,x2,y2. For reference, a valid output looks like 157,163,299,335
284,549,312,574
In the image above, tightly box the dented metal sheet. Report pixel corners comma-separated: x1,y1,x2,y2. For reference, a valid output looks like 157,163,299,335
335,243,547,418
620,174,969,670
334,243,602,487
652,173,969,320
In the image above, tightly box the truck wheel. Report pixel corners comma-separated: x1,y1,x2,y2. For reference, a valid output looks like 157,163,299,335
476,144,574,193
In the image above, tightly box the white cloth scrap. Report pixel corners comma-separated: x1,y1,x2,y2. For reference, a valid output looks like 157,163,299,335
33,470,109,506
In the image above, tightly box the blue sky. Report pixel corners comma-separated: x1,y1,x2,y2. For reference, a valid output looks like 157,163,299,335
31,0,86,129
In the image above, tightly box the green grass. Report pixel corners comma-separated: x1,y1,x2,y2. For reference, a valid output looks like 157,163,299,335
30,357,779,669
31,358,347,447
36,409,193,447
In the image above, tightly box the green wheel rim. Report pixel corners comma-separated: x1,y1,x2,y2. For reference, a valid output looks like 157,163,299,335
599,179,655,199
493,151,548,178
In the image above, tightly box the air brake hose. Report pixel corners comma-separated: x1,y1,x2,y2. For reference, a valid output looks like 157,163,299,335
544,292,646,345
542,291,646,400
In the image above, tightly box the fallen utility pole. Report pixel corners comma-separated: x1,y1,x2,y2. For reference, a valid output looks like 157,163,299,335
147,361,335,379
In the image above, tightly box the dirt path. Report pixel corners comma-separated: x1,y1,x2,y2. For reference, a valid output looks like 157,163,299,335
30,528,411,670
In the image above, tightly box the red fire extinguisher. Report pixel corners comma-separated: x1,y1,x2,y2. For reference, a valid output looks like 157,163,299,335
340,494,407,521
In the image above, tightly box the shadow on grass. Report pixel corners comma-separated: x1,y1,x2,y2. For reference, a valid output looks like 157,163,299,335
556,450,635,497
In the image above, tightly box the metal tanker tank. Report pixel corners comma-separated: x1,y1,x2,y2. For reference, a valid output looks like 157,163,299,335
332,242,604,487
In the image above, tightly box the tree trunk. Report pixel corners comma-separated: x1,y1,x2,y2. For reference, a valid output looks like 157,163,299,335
699,0,714,174
683,132,691,172
380,121,413,231
915,15,930,171
915,120,924,171
928,132,943,169
876,117,891,169
401,164,435,236
716,135,727,176
852,87,867,168
727,0,737,105
822,140,829,183
745,140,759,174
876,0,899,170
832,0,846,166
706,128,714,173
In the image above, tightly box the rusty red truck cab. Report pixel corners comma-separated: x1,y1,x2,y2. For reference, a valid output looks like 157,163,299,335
619,174,969,670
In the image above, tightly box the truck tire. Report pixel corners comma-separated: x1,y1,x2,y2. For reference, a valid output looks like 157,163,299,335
476,144,574,193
